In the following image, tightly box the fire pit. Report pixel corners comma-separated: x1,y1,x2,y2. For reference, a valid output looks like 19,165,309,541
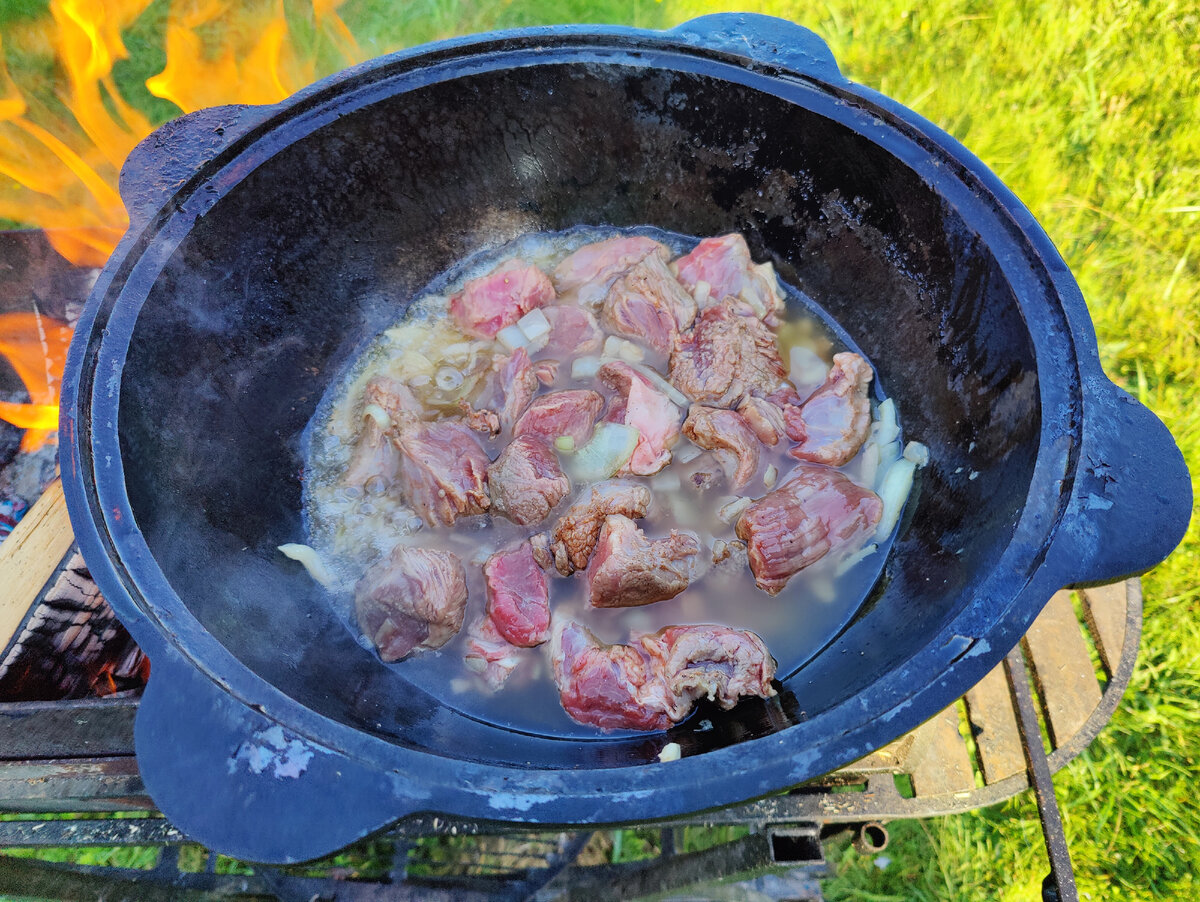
55,14,1190,864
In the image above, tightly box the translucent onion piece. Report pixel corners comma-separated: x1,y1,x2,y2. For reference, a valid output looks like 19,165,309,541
570,422,640,482
278,544,334,587
496,324,529,352
903,440,930,467
875,458,916,539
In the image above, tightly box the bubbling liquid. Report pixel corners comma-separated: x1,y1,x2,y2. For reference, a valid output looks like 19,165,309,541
303,226,897,738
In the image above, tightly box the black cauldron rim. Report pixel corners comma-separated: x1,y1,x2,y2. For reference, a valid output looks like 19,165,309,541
60,14,1191,863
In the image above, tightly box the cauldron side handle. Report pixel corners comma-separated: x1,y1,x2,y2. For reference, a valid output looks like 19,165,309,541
1049,374,1192,587
669,13,846,84
135,650,419,864
117,104,274,230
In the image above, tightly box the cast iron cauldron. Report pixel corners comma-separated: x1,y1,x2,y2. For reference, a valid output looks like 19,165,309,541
61,14,1191,863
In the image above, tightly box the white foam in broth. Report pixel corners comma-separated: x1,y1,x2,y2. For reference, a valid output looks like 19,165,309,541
303,226,902,739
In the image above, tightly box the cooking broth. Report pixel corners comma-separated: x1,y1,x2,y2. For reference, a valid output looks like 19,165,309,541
302,226,904,739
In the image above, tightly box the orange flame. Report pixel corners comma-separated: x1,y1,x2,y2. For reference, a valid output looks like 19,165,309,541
1,0,362,268
0,2,364,451
0,312,73,451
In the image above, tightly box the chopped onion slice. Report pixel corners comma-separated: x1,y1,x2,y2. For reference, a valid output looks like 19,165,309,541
496,324,528,352
571,355,601,381
362,403,391,430
859,441,880,489
435,366,464,391
554,435,575,453
693,280,711,307
602,335,644,363
598,357,689,409
674,439,703,464
570,422,639,482
875,458,916,539
717,495,753,525
517,308,550,342
903,440,930,467
872,398,900,444
835,542,878,577
763,463,778,489
658,742,682,763
278,544,334,587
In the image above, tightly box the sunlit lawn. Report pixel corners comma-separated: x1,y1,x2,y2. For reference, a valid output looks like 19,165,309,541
1,1,1196,899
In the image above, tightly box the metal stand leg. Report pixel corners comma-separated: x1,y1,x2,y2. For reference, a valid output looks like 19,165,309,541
1005,645,1078,902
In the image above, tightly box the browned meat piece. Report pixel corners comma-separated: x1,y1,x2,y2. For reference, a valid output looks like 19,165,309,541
449,258,555,338
640,625,776,718
586,515,700,608
668,298,789,406
735,465,882,595
671,233,784,319
737,395,787,446
345,415,399,490
457,400,501,436
550,620,674,731
464,616,522,690
487,434,570,527
551,235,670,307
394,419,491,526
600,253,697,357
541,305,604,358
547,480,653,575
682,405,761,490
487,347,540,433
598,361,681,476
483,542,550,647
550,620,777,731
533,359,560,385
787,352,874,466
514,389,604,447
355,546,468,662
529,533,553,570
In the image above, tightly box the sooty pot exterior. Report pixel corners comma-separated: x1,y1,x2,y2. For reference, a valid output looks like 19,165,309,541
60,15,1190,862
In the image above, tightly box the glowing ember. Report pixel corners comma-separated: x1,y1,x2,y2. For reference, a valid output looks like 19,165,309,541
0,312,73,451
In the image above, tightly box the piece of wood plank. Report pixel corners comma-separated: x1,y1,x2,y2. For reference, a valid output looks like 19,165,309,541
0,479,74,654
963,663,1026,783
1021,590,1103,749
905,703,976,797
1079,583,1128,678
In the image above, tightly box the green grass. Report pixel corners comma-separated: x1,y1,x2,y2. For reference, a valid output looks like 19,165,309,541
2,1,1198,899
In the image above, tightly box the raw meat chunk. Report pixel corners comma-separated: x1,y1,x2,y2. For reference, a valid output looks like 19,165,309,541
541,305,604,358
682,405,761,490
598,361,682,476
488,347,540,434
735,465,882,595
488,434,570,527
586,515,700,608
457,400,501,436
355,546,468,662
640,625,777,718
737,395,787,447
671,233,784,319
600,253,697,357
552,235,670,307
464,616,522,690
483,542,550,647
668,298,789,406
449,259,555,338
547,481,653,574
550,620,675,731
787,352,874,466
550,620,777,731
395,419,491,527
514,389,604,447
